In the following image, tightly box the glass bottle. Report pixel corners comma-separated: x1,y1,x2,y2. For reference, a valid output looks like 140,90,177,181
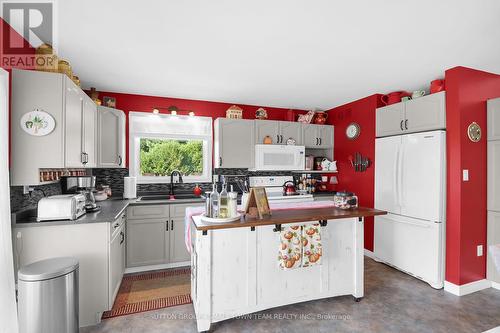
218,182,229,218
211,183,219,218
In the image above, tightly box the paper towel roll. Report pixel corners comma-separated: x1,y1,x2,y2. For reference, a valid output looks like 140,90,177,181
123,176,137,199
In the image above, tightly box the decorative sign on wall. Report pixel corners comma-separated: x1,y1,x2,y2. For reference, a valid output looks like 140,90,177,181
467,122,482,142
20,109,55,136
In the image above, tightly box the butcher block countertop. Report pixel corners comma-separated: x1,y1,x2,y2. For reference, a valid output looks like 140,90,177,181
192,206,387,231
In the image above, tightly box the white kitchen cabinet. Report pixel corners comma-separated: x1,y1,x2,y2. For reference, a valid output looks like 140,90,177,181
214,118,255,168
126,218,169,267
302,124,334,148
108,214,126,308
13,212,127,327
376,92,446,138
255,120,280,144
126,203,201,268
488,141,500,212
255,120,303,145
97,106,126,167
487,211,500,284
11,69,97,185
83,98,97,167
280,121,303,145
64,84,84,167
488,98,500,141
376,102,405,137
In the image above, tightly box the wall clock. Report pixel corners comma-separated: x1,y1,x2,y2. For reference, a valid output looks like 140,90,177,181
467,122,481,142
346,122,361,140
20,109,55,136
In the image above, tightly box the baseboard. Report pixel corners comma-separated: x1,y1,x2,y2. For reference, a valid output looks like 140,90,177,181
491,281,500,290
125,261,190,274
483,325,500,333
364,249,376,259
444,279,491,296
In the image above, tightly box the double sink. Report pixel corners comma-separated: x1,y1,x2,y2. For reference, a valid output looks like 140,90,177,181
137,193,204,202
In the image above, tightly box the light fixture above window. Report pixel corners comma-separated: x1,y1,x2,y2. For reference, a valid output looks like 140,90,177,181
151,105,194,116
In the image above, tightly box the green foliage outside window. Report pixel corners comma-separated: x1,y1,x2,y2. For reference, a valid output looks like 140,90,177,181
140,138,203,176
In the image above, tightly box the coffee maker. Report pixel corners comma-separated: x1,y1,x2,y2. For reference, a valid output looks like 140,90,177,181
61,176,100,212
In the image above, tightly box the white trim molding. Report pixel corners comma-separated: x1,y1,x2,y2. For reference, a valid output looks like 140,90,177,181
364,249,376,259
491,281,500,291
124,261,190,274
444,279,491,296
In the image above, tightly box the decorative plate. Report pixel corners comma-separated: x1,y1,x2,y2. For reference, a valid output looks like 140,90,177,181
346,122,361,140
467,122,481,142
20,109,55,136
201,213,242,224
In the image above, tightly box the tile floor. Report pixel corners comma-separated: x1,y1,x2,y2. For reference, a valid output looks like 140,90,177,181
81,258,500,333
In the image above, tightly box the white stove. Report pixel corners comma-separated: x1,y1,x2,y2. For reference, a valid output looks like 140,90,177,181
248,176,314,203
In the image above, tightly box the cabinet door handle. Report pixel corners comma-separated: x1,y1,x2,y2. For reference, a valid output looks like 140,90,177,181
219,157,222,167
166,221,169,231
400,120,404,131
280,135,284,143
81,152,85,164
319,138,322,146
171,220,174,230
405,119,408,130
118,155,122,166
120,231,124,244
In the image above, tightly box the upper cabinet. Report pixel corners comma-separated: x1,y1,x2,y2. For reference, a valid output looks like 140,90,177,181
302,124,334,148
214,118,255,168
215,117,333,169
376,92,446,138
97,106,126,168
255,120,302,145
488,98,500,141
10,69,98,185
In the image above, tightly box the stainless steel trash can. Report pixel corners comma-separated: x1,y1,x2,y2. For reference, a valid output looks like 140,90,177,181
18,257,79,333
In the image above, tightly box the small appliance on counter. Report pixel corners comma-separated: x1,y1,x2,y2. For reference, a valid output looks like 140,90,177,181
37,194,86,221
60,176,100,212
282,181,297,196
333,192,358,210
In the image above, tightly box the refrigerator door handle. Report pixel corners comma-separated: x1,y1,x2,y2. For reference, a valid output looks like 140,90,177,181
384,215,432,228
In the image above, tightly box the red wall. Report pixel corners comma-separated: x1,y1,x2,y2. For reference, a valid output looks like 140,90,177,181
94,91,306,167
445,66,500,285
327,94,383,251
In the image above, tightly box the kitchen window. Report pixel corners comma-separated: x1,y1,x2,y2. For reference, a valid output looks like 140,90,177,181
129,112,212,183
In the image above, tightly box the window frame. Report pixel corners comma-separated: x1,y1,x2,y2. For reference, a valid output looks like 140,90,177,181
129,113,212,184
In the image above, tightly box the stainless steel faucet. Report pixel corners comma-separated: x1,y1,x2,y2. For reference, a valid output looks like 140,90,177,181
169,170,183,196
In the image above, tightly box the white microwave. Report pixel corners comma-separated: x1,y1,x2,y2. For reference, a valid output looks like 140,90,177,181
254,144,305,171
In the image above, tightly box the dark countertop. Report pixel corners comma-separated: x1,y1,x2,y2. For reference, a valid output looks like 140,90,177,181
12,196,206,228
192,206,387,231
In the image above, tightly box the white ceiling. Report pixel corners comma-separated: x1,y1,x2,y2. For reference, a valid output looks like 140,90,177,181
56,0,500,110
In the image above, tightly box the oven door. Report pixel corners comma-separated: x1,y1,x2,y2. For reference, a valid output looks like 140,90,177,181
254,145,305,171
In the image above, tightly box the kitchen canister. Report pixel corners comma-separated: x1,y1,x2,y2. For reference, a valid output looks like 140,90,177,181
123,176,137,199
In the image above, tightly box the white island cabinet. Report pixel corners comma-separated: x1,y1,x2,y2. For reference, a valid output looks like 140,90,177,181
189,207,385,332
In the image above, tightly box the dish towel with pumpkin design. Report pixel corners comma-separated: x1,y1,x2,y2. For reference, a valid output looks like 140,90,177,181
278,224,322,269
301,223,322,267
278,225,302,269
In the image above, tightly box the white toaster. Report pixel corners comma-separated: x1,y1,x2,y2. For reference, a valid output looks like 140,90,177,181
37,194,87,221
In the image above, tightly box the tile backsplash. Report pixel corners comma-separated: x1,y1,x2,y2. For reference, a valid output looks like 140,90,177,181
10,168,295,212
10,182,61,213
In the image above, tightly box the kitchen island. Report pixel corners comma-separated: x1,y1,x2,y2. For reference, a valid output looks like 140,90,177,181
189,205,386,332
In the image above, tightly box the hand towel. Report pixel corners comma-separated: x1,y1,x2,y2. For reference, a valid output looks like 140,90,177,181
278,225,302,270
301,223,322,267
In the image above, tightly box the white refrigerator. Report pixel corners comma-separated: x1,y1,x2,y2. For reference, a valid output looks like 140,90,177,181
374,130,446,289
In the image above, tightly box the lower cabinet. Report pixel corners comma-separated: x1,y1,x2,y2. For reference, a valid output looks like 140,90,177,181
12,211,127,327
108,214,126,307
126,203,203,268
127,218,169,267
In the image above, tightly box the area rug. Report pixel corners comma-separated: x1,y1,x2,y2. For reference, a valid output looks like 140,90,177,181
102,267,192,319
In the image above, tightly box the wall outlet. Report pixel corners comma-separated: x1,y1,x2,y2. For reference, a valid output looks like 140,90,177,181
477,245,483,257
463,169,469,181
